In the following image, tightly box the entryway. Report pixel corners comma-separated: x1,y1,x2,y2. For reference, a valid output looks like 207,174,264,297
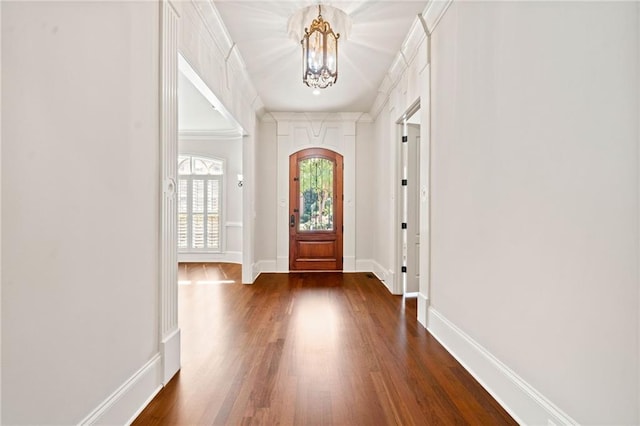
289,148,344,271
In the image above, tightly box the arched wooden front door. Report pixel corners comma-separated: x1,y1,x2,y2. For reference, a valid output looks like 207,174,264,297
289,148,343,271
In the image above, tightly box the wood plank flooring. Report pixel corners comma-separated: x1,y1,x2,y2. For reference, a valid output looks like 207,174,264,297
134,264,516,425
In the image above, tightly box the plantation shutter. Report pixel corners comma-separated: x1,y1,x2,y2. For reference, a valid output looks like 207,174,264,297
177,155,223,253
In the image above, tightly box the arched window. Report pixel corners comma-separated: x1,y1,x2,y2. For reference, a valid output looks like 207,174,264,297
177,155,223,252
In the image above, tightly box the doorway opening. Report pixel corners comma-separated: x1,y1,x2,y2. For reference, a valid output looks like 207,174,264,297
397,103,421,296
289,148,344,271
177,55,244,266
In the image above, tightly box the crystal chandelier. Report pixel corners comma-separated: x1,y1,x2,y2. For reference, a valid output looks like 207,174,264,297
301,5,340,89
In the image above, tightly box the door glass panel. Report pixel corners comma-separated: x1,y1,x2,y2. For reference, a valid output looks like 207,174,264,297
298,157,334,231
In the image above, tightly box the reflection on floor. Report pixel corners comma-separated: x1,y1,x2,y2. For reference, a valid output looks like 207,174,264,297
134,266,516,425
178,262,241,286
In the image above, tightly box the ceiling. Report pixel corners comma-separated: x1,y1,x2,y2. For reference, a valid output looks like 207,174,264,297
213,0,430,113
178,72,239,132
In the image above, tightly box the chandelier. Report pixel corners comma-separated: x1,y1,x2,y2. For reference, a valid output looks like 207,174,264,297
301,5,340,89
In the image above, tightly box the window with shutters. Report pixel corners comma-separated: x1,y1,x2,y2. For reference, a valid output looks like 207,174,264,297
177,155,223,252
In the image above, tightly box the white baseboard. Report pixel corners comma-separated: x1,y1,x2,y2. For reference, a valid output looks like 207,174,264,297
355,259,373,272
79,354,162,425
276,256,288,272
369,260,395,294
417,293,428,328
252,260,278,281
162,328,181,384
252,262,260,282
343,256,356,272
427,308,577,426
178,252,242,263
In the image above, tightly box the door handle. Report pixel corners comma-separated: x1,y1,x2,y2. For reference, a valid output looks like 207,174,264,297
290,214,296,228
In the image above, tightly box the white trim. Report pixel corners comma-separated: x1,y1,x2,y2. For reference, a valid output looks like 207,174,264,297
269,112,364,123
427,308,578,426
422,0,453,36
179,129,243,140
178,251,242,263
253,260,278,278
78,355,163,425
225,221,242,228
161,329,181,385
355,259,374,272
369,0,452,120
343,256,356,272
178,54,244,136
159,0,180,379
637,1,640,415
417,293,428,328
369,260,394,293
276,256,289,272
0,2,3,420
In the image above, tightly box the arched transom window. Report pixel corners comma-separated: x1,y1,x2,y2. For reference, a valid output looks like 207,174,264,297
178,155,223,252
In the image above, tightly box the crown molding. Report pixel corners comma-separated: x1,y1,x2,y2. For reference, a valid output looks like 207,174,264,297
368,0,453,120
422,0,454,34
268,112,365,123
184,0,263,133
357,113,374,123
179,129,243,141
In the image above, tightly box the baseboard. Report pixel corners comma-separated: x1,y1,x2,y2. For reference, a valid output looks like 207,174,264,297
79,354,162,425
162,328,181,384
252,262,260,282
343,256,356,272
252,260,277,281
276,256,288,272
427,308,577,426
370,260,395,294
355,259,373,272
178,252,242,263
417,293,428,328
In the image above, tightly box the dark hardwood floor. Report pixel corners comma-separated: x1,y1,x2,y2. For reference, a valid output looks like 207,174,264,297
134,264,515,425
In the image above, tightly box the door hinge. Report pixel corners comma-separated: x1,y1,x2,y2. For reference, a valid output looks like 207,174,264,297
401,222,407,229
402,136,408,143
401,266,407,273
293,177,299,181
401,179,408,186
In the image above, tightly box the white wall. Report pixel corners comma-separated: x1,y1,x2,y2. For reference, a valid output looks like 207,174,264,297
355,121,374,265
372,105,396,289
254,119,278,272
429,1,639,424
2,2,160,424
179,137,243,260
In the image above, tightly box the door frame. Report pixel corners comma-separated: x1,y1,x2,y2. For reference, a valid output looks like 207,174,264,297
289,148,344,271
395,101,421,295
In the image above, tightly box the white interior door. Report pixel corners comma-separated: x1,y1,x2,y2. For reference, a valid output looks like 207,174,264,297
406,123,420,293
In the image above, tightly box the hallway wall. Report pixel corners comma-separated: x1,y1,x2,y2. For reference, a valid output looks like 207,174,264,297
255,119,277,269
428,1,639,424
2,2,160,424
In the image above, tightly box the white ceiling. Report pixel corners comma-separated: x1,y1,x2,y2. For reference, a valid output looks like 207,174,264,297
213,0,429,113
178,72,239,132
